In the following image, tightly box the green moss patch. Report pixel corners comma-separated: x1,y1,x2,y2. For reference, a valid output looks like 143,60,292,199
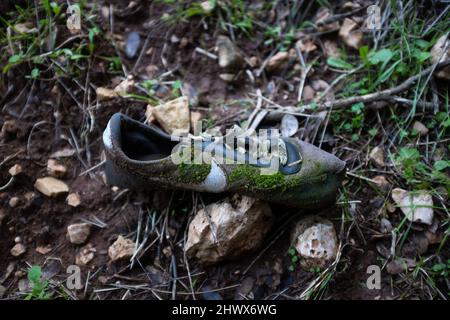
229,164,303,192
177,163,211,184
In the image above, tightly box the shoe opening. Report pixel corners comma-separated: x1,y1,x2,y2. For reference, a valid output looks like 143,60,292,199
118,115,177,161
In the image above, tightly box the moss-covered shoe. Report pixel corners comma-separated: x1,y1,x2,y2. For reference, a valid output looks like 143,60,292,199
103,113,346,208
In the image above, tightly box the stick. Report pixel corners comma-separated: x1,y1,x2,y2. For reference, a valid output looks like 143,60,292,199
265,59,450,120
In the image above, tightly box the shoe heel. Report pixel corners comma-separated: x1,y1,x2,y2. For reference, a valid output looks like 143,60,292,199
105,158,139,189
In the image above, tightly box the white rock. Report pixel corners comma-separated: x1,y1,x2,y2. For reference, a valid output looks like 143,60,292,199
34,177,69,197
430,35,450,80
412,121,429,135
216,35,243,70
67,223,91,245
47,159,67,178
266,51,290,72
50,148,76,158
11,243,26,257
339,18,363,50
96,87,118,101
219,73,235,82
108,235,135,262
9,197,19,208
75,244,96,266
152,96,190,135
66,193,81,207
185,195,272,265
8,164,22,176
369,146,385,167
391,188,434,225
291,216,338,268
114,76,135,96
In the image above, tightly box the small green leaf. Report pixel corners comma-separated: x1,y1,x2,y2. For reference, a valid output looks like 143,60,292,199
432,263,446,272
31,68,40,79
434,160,450,171
28,266,42,283
9,54,23,64
359,45,369,64
368,49,393,65
351,102,364,114
172,80,182,90
368,128,378,137
327,57,353,70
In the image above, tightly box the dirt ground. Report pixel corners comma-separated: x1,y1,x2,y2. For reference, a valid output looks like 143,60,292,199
0,0,449,300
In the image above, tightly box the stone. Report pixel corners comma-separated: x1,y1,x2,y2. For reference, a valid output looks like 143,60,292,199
372,175,390,191
47,159,67,178
391,188,434,225
152,96,190,135
296,39,317,53
219,73,235,82
11,243,26,257
315,8,340,32
66,193,81,207
380,218,393,233
125,31,141,59
145,64,159,78
323,40,340,58
369,146,385,167
430,35,450,80
311,79,330,92
0,120,18,141
401,233,429,257
50,148,76,158
9,197,19,208
67,5,81,34
8,164,22,176
290,216,338,269
425,230,442,245
75,244,96,266
108,235,135,262
302,85,315,101
216,35,244,71
96,87,118,101
185,195,272,265
190,111,203,133
34,177,69,197
412,121,429,135
386,258,416,274
266,51,290,72
339,18,363,50
67,223,91,245
114,76,135,96
35,245,52,255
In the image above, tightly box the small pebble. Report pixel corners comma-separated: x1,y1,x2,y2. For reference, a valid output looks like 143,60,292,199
125,31,141,59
